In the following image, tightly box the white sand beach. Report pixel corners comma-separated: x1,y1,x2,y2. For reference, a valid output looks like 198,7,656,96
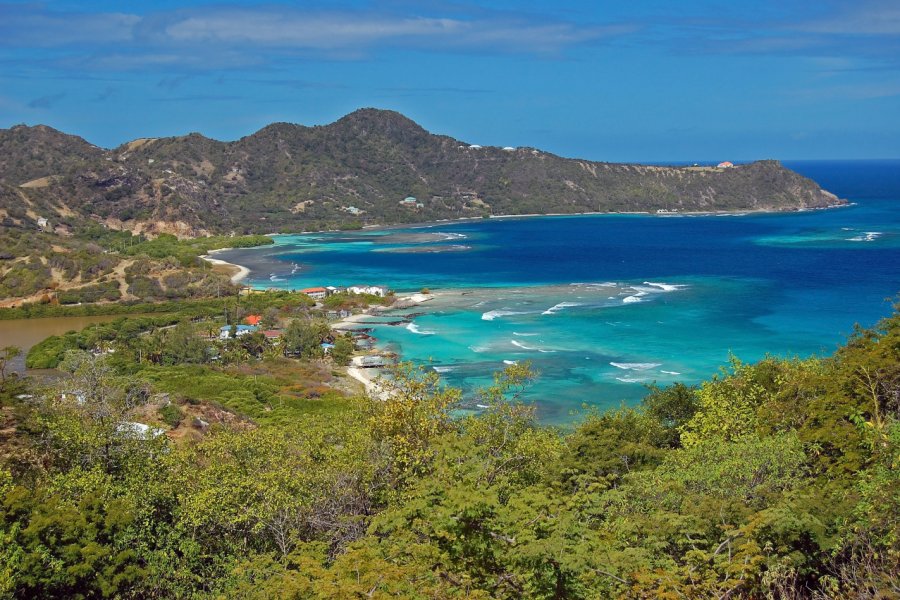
201,254,250,283
337,292,434,398
346,356,389,400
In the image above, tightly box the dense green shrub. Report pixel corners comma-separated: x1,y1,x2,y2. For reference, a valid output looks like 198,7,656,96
57,281,122,304
159,402,184,427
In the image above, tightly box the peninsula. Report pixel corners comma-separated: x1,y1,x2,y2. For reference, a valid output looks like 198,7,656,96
2,108,842,240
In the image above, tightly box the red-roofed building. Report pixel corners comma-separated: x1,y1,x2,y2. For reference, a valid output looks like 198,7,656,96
717,161,734,168
244,314,262,326
300,286,328,300
262,330,283,340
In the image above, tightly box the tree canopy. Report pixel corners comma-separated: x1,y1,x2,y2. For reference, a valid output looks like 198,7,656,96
1,308,899,598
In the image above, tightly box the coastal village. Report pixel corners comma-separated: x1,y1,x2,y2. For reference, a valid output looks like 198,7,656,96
227,282,396,360
10,278,435,446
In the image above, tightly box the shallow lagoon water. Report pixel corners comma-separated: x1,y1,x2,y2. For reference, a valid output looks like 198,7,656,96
219,160,900,423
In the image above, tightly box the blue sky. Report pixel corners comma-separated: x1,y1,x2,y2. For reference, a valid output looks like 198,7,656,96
1,1,898,161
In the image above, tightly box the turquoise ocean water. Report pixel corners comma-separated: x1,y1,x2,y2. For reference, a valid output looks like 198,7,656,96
219,160,900,423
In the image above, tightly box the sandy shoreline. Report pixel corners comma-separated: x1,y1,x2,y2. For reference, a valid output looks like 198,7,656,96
346,357,387,400
335,292,434,398
201,254,250,284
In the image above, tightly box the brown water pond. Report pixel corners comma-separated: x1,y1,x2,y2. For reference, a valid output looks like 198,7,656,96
0,315,127,374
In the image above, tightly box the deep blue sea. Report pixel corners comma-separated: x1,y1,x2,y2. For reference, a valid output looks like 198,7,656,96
220,160,900,423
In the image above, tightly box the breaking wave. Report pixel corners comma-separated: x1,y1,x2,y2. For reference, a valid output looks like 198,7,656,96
482,309,528,321
511,340,556,353
406,322,436,335
610,362,661,371
642,281,687,292
846,231,882,242
542,302,584,315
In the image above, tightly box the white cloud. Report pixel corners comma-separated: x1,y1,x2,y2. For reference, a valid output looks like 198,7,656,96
0,5,139,46
160,12,464,48
798,2,900,35
0,4,629,60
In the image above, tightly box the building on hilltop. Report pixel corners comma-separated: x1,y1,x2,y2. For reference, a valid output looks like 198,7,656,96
400,196,424,208
717,161,734,168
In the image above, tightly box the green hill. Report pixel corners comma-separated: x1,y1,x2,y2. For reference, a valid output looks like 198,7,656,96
1,109,844,238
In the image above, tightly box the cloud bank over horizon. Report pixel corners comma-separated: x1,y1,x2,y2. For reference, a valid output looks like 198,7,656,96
0,0,897,160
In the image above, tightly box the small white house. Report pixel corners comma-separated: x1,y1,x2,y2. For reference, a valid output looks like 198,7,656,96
347,285,389,297
219,325,258,339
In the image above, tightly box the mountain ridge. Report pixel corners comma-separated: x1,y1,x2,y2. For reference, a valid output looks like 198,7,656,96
0,108,844,238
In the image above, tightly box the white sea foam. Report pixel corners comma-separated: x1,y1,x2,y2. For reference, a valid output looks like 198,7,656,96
661,370,681,375
571,281,617,288
512,331,539,337
406,322,436,335
511,340,557,353
469,345,489,353
542,302,584,315
432,366,456,373
482,309,528,321
503,360,518,365
440,232,467,240
642,281,686,292
615,377,648,383
846,231,882,242
622,293,646,303
610,362,661,371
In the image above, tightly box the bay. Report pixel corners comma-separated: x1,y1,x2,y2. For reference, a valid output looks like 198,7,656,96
218,160,900,423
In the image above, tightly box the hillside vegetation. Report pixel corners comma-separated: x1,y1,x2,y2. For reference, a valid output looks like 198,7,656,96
0,109,845,306
1,109,842,239
0,302,897,598
0,225,271,306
